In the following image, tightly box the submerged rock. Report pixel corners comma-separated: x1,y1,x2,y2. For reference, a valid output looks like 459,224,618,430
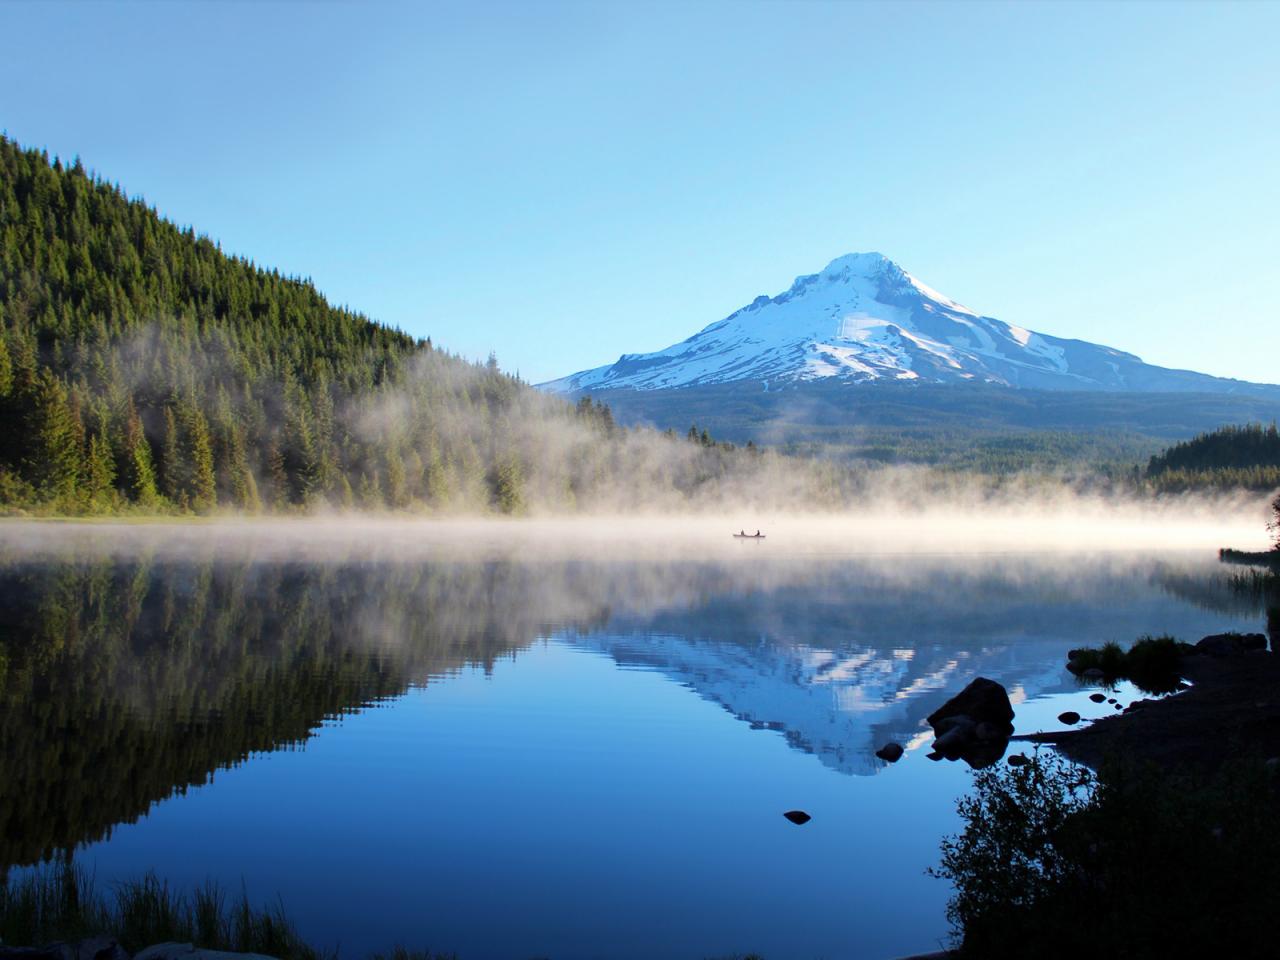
1058,711,1081,725
1090,693,1107,703
783,810,811,825
875,742,904,763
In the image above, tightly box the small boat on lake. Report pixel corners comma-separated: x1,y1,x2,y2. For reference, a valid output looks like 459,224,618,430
733,531,766,539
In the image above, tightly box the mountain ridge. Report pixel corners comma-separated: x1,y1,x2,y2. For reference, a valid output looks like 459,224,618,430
542,253,1280,397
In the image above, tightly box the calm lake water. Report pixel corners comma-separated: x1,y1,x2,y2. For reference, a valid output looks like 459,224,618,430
0,521,1269,960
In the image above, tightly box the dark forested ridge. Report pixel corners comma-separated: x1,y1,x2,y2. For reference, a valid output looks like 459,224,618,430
1145,423,1280,493
0,136,806,514
576,378,1280,471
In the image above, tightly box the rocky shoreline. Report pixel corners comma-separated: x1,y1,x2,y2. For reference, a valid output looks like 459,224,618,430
1018,637,1280,772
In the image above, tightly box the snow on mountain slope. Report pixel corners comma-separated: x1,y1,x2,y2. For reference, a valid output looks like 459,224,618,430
541,253,1272,395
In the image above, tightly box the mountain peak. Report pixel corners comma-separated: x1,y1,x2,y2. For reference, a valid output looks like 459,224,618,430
819,251,895,275
540,254,1278,397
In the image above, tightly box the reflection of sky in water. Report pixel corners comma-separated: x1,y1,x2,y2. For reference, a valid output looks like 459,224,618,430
2,545,1268,960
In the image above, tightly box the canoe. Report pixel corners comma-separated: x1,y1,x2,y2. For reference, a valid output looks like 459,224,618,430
732,534,766,539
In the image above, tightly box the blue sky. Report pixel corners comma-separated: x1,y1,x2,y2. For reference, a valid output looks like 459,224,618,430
2,0,1277,385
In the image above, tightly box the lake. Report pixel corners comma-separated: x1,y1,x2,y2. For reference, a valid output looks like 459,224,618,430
0,518,1270,960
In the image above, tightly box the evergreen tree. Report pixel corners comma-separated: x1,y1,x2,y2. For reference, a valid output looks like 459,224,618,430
489,455,525,515
84,432,116,505
160,407,182,505
122,404,159,504
22,369,81,502
0,330,12,399
180,402,217,513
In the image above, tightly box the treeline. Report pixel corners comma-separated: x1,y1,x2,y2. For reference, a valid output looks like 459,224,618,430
0,136,830,515
1144,423,1280,493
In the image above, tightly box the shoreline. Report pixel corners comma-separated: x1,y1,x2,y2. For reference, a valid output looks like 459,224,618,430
1018,646,1280,771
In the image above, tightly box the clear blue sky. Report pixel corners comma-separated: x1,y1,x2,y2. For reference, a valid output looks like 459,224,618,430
2,0,1277,385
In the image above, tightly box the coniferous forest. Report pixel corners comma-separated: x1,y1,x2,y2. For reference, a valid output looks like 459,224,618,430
1144,422,1280,493
0,137,833,515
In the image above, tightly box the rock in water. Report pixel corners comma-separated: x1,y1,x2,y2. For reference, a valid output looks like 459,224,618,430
1058,711,1081,725
924,678,1015,769
783,810,811,825
1090,693,1107,703
875,742,904,763
926,677,1014,731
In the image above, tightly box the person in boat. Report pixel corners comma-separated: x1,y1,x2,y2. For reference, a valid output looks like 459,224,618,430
739,529,745,536
755,529,761,537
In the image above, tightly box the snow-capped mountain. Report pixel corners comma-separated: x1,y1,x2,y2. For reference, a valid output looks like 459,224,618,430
541,253,1275,395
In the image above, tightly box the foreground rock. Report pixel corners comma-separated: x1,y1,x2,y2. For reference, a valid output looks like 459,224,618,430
927,676,1014,729
925,677,1014,768
783,810,811,825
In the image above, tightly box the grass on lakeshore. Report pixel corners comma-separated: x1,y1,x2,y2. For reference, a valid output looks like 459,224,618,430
0,865,321,958
1067,634,1192,694
0,866,457,960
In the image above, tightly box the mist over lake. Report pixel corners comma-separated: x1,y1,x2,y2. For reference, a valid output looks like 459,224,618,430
1,519,1268,959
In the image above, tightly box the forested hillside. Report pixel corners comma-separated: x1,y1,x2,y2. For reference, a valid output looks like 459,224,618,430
1145,423,1280,493
0,137,825,514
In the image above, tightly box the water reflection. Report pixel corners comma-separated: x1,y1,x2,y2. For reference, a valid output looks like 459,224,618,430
0,529,1266,878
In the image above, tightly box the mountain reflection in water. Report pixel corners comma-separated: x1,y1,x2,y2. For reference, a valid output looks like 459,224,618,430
0,528,1265,878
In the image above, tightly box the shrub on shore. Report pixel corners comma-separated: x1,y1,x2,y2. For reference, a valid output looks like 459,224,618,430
932,752,1280,959
1067,634,1192,693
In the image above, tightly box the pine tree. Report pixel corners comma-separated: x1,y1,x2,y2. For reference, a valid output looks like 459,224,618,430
489,455,525,515
22,369,81,502
84,432,116,506
160,406,182,505
181,403,217,513
0,331,12,399
122,404,159,504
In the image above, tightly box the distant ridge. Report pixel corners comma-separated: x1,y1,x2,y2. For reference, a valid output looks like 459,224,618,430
541,253,1280,398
